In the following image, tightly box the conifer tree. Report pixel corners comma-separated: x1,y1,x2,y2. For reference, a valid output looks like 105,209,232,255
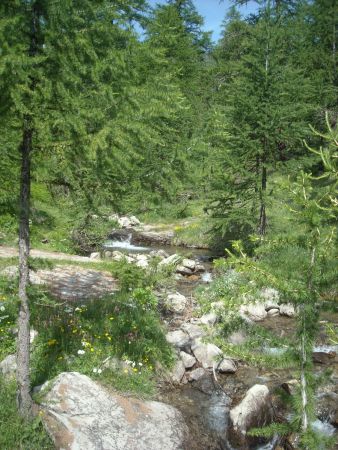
213,116,337,448
209,1,315,242
0,0,149,417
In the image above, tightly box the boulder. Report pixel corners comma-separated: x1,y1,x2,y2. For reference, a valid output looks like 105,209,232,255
0,354,16,377
194,264,206,273
135,258,149,268
176,265,193,276
240,303,267,322
279,303,296,317
217,358,237,374
267,308,280,316
118,216,134,228
129,215,141,226
191,342,223,369
230,385,272,436
149,249,169,259
90,252,100,260
41,372,188,450
181,258,196,271
312,351,336,364
111,250,125,261
166,330,190,348
198,312,218,326
165,293,187,314
134,231,174,246
180,323,205,340
158,254,181,267
171,360,186,383
188,367,207,382
180,351,196,369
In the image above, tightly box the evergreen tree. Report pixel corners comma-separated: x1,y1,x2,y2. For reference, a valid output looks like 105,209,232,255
208,1,315,243
0,0,151,416
213,116,337,448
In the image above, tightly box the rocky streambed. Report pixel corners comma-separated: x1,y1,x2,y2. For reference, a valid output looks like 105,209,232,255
98,218,338,450
1,215,337,449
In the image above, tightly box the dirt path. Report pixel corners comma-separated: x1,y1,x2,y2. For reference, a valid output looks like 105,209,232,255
0,246,118,301
0,245,97,263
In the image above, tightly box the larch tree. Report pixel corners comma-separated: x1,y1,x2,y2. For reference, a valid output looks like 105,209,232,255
208,1,314,244
0,0,147,417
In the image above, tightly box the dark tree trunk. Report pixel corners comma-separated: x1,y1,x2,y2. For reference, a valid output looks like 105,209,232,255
17,120,33,418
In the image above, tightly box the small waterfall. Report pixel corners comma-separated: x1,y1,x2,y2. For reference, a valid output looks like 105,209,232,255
104,233,148,252
201,271,213,283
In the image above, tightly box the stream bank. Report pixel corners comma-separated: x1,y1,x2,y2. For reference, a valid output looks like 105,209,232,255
102,220,338,450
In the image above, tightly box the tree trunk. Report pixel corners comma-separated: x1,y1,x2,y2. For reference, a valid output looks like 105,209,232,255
16,120,33,418
300,247,316,433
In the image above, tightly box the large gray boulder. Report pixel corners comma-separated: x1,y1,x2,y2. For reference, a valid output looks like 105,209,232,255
191,342,222,369
229,384,273,446
240,303,267,322
41,372,188,450
166,330,190,348
165,293,187,314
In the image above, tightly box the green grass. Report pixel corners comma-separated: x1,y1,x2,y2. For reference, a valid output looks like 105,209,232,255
0,260,174,397
0,378,53,450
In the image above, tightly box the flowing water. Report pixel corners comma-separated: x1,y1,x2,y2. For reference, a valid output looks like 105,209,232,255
103,233,338,449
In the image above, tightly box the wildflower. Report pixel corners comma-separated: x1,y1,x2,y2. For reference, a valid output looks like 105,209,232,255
77,349,85,355
138,362,143,367
109,317,114,320
0,306,5,312
133,368,138,372
123,369,128,374
47,339,57,346
90,347,95,352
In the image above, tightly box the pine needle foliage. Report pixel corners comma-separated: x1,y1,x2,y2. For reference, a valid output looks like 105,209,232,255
208,117,337,448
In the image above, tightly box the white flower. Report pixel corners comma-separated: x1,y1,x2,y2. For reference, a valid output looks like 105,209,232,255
77,349,85,355
97,368,102,374
93,368,102,374
138,362,143,366
93,368,98,373
75,307,81,311
0,306,5,312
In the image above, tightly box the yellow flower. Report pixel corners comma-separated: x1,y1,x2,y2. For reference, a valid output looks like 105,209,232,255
47,339,57,346
109,317,114,320
90,347,94,352
133,368,138,372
